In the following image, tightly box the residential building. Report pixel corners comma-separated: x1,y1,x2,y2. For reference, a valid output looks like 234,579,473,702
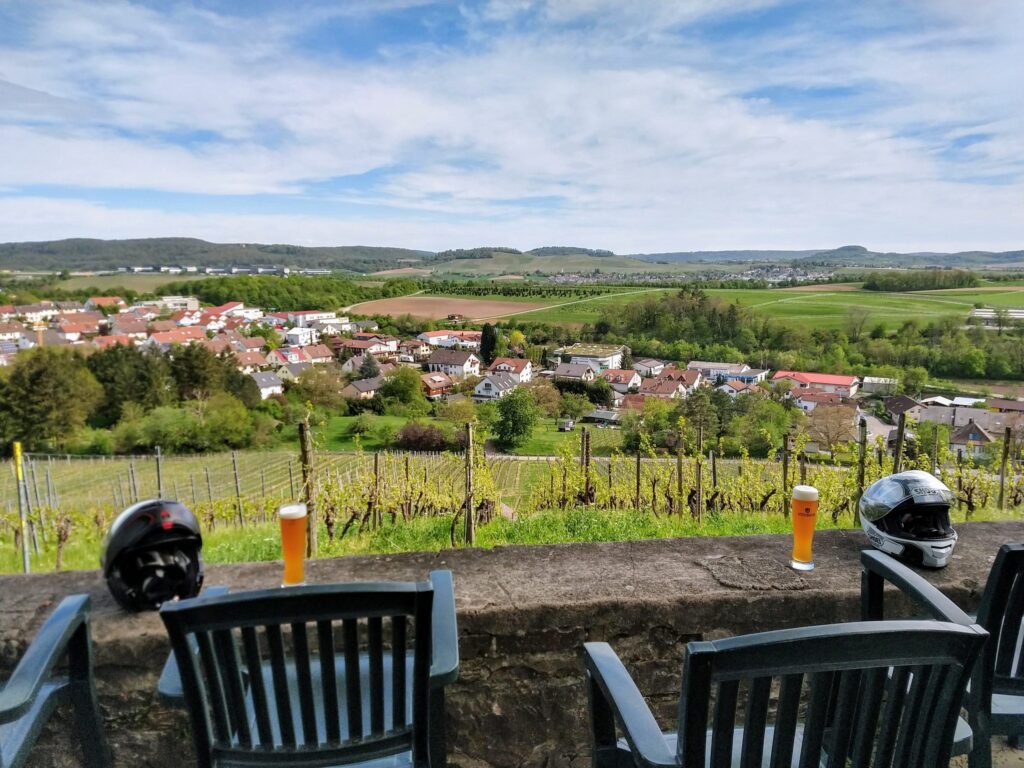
717,380,759,398
621,394,646,411
640,378,684,399
284,327,318,347
555,343,627,371
553,363,596,383
772,371,860,398
0,305,16,320
354,320,379,333
287,310,336,328
145,327,207,350
658,367,702,396
107,316,149,340
159,295,200,312
303,344,334,364
250,371,284,400
489,357,533,384
16,303,58,323
19,328,69,349
883,395,923,422
426,349,481,379
54,301,85,313
266,346,312,367
310,318,350,337
861,376,898,395
416,329,482,349
341,376,385,400
632,358,665,377
601,368,641,393
399,339,432,362
421,372,454,399
93,335,135,350
85,296,126,310
53,321,97,342
235,350,268,373
987,398,1024,414
473,372,518,402
950,420,994,459
334,337,392,358
792,388,845,412
687,361,746,381
353,333,399,353
0,322,24,341
277,362,312,382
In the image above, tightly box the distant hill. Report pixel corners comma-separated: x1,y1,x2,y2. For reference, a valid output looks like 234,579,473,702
631,249,820,263
0,238,433,273
633,245,1024,268
528,246,615,257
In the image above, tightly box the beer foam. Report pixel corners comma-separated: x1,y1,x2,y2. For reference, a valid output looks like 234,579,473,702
792,485,819,502
278,502,308,519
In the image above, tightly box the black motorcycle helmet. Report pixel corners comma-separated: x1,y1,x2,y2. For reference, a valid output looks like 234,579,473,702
101,499,204,611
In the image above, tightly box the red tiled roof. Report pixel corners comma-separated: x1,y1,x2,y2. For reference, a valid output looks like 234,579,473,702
773,370,858,387
88,296,124,306
149,327,206,345
93,335,134,349
235,350,268,367
303,344,334,359
601,369,638,384
640,379,682,396
621,394,646,411
490,357,531,373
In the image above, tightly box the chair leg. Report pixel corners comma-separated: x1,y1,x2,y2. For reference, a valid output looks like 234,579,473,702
587,672,620,768
71,681,112,768
429,687,447,768
1009,735,1024,750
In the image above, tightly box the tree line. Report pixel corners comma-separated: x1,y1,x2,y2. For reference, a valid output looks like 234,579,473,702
862,269,979,292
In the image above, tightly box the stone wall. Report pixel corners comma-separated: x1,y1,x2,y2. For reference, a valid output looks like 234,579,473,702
1,521,1020,767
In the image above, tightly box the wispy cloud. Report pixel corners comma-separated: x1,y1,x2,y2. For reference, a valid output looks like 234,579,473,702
0,0,1020,251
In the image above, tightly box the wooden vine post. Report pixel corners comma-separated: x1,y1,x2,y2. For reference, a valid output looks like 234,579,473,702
999,426,1012,510
464,423,475,545
298,418,317,557
892,412,907,474
856,417,868,505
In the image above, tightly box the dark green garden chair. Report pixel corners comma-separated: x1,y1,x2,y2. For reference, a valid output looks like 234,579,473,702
586,554,986,768
0,594,110,768
863,544,1024,768
159,571,457,768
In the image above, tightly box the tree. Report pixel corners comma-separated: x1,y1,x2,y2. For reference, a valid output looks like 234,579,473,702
807,405,856,457
845,306,871,341
440,398,478,425
379,366,428,409
494,387,538,449
523,378,561,418
0,348,103,450
358,354,380,379
480,323,498,365
560,392,591,421
902,366,929,397
295,366,348,411
86,344,173,426
169,344,225,400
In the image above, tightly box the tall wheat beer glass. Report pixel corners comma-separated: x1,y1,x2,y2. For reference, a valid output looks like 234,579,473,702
790,485,819,571
279,502,307,586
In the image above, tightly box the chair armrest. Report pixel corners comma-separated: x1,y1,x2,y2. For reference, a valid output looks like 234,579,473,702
0,595,91,724
583,642,678,768
429,570,459,686
157,586,231,705
861,550,973,625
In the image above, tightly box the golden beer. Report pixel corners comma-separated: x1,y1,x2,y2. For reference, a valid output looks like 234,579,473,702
790,485,819,571
279,503,307,586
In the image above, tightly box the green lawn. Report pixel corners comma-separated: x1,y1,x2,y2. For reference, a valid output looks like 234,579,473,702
507,419,622,456
315,414,457,452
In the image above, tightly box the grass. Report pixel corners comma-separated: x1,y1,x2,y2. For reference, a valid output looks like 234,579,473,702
426,252,736,276
508,419,621,456
57,273,212,292
315,414,456,452
7,503,1017,574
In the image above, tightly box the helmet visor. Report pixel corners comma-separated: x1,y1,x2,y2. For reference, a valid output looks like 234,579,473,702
860,470,956,523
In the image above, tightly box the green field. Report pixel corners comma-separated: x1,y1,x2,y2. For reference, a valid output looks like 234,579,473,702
59,273,211,292
427,252,736,276
509,419,622,456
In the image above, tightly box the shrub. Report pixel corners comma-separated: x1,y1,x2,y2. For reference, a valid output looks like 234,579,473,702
394,422,452,451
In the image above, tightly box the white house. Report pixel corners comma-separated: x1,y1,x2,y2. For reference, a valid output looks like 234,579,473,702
488,357,533,384
555,343,627,371
773,371,860,398
717,380,759,398
285,327,319,347
426,349,481,379
473,372,518,402
288,310,337,328
250,371,284,400
553,363,596,382
632,358,665,377
0,322,24,342
600,368,641,393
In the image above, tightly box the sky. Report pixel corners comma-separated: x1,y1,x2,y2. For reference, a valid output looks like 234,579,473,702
0,0,1022,253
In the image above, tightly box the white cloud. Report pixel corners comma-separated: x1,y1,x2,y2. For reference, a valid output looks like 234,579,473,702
0,0,1021,251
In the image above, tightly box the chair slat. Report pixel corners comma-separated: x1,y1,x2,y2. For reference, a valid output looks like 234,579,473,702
797,671,834,768
893,666,930,765
997,573,1024,676
826,668,861,766
769,673,802,768
368,616,385,735
291,622,318,746
317,620,341,743
848,667,886,768
212,628,252,748
265,624,296,748
710,679,739,768
392,615,407,729
739,676,771,768
873,666,909,767
195,631,231,746
240,626,274,748
343,618,363,740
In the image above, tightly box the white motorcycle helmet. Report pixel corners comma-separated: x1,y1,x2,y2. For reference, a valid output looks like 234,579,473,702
859,470,957,568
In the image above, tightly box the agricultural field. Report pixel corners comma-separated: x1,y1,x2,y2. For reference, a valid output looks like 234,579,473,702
57,272,212,292
425,251,736,276
348,295,550,321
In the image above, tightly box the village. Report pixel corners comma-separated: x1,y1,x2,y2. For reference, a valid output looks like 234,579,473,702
0,293,1016,460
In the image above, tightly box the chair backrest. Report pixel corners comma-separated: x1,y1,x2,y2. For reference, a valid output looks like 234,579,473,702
675,620,986,768
975,543,1024,705
160,582,434,768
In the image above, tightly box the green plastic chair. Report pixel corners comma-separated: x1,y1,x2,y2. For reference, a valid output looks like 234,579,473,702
159,571,457,768
863,544,1024,768
0,594,110,768
586,554,986,768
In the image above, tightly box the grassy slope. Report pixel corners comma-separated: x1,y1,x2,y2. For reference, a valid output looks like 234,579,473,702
58,273,213,292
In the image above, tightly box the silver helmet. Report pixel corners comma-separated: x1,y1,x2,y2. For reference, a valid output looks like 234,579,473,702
859,470,957,568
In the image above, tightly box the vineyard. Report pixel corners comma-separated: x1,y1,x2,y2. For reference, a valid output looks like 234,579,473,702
2,428,1022,574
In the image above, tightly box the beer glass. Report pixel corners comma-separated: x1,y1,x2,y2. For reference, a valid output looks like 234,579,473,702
279,502,307,586
790,485,819,571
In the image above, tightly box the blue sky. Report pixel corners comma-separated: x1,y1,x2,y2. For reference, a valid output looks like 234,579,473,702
0,0,1021,252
